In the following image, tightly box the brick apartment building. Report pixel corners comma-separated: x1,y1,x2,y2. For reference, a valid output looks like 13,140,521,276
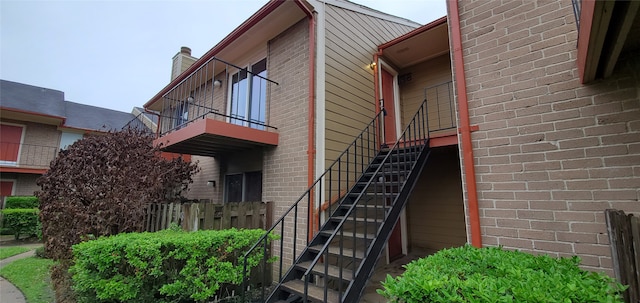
144,0,638,301
0,80,153,202
451,0,639,277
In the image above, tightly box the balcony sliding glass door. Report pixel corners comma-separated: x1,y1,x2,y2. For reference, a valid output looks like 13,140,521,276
229,58,267,130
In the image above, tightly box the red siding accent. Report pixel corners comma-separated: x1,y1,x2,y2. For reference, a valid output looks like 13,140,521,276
0,124,23,162
0,181,14,196
576,0,596,83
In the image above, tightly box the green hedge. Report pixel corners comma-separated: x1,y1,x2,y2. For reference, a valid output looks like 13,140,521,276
70,228,275,303
5,196,39,209
378,245,626,303
1,208,41,240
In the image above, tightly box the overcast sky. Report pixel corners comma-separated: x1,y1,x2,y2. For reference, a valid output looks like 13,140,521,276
1,0,447,113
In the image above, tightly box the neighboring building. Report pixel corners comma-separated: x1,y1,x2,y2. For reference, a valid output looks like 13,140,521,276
145,0,639,301
0,80,150,201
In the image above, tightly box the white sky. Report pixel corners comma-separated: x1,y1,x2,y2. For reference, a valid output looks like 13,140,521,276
1,0,447,113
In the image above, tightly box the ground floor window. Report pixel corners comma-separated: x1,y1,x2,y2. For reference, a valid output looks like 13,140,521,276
224,171,262,202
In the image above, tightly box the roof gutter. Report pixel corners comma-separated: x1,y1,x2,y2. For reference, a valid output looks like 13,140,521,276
449,0,482,247
143,0,287,109
1,107,67,125
378,16,447,50
294,0,317,241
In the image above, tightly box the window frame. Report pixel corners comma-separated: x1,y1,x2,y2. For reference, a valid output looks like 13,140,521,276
226,58,267,129
223,171,263,203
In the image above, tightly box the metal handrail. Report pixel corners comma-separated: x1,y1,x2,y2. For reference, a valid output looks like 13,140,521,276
240,111,382,302
300,99,429,302
0,142,60,169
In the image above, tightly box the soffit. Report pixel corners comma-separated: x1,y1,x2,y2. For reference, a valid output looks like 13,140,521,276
381,22,449,69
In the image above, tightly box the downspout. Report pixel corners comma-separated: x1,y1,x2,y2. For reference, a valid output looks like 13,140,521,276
144,108,162,137
449,0,482,248
294,0,317,241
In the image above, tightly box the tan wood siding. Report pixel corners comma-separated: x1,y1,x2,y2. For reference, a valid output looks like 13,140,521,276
324,4,417,164
407,146,466,252
398,54,453,129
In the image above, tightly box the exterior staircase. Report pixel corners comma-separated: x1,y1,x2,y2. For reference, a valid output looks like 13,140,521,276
241,100,432,303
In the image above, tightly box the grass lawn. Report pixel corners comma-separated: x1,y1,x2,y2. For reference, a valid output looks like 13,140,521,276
0,256,55,303
0,246,31,260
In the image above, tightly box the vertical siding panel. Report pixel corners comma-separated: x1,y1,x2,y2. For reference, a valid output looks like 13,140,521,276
323,4,417,164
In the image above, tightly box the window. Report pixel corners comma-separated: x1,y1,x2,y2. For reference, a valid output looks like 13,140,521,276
173,101,189,128
60,132,83,149
224,171,262,202
229,58,267,129
0,124,24,166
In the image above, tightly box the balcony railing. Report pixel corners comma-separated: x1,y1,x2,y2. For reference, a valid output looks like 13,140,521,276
157,56,278,137
424,81,456,133
0,142,59,169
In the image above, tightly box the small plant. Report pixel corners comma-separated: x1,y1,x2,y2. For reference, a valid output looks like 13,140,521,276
70,228,276,303
34,246,48,259
378,245,626,303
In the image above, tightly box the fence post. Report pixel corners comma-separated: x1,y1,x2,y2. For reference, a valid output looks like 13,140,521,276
605,209,639,303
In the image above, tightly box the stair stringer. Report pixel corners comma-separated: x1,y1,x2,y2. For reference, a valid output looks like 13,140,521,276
342,146,432,303
263,160,386,303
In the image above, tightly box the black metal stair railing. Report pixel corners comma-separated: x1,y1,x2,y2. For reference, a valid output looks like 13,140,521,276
294,99,431,303
240,111,383,302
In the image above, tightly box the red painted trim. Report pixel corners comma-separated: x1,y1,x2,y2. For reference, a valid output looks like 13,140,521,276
379,16,447,50
144,0,287,109
1,107,66,124
458,125,479,133
576,0,596,84
0,167,47,174
449,0,482,248
295,0,317,241
154,118,279,148
430,134,458,147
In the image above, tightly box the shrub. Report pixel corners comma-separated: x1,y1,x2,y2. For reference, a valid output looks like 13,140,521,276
5,196,39,209
378,245,626,303
1,208,41,240
34,246,48,259
70,228,275,303
0,227,14,235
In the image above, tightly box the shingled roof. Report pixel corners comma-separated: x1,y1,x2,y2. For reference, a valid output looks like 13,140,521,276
1,79,140,131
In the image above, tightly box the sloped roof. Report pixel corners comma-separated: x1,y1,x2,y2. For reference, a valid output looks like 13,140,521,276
64,101,135,131
0,79,66,118
1,79,139,132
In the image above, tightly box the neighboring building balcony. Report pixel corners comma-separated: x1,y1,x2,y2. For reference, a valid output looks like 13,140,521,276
0,142,59,173
150,57,279,157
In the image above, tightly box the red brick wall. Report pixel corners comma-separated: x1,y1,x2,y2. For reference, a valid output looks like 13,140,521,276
455,0,640,274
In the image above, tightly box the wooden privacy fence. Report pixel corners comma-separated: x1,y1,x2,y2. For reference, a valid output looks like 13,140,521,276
145,201,273,232
605,209,640,303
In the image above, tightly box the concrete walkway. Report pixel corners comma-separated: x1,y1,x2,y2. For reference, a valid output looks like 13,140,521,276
0,242,41,303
